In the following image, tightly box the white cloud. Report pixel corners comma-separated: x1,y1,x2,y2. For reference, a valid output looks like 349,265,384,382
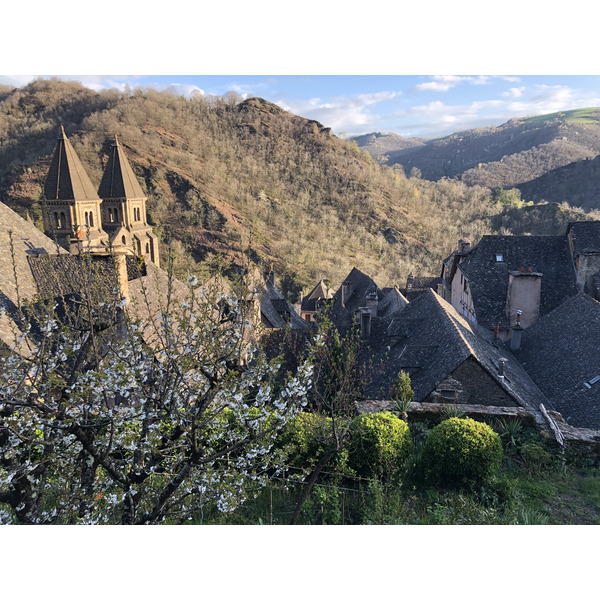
414,75,491,93
277,90,401,132
502,87,526,98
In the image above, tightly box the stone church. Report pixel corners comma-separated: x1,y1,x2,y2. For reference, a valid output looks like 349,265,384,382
41,126,159,267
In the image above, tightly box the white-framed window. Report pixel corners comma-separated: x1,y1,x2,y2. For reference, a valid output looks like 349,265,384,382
496,253,503,262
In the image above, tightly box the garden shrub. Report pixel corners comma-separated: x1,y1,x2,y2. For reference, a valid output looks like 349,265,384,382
520,442,552,472
421,417,503,487
349,412,413,483
277,412,351,474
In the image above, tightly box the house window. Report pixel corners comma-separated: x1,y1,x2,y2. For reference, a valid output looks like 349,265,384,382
440,389,457,401
496,253,503,262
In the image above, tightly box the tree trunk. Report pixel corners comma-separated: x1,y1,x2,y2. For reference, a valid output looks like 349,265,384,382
290,447,338,525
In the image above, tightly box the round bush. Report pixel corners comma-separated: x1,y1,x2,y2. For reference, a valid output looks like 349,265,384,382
421,417,502,487
350,412,413,482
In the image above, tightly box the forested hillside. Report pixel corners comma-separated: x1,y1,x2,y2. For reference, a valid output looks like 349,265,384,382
1,80,598,299
354,108,600,208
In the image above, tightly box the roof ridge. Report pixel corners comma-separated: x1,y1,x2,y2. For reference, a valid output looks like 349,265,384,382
428,288,478,357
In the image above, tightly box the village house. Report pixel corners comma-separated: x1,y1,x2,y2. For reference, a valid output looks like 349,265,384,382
439,231,590,341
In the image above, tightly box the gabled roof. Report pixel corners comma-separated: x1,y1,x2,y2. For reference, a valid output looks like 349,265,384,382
44,127,100,202
515,293,600,429
378,287,408,318
367,289,547,415
458,235,578,329
568,221,600,255
301,279,332,312
261,279,307,330
98,137,146,200
330,267,382,327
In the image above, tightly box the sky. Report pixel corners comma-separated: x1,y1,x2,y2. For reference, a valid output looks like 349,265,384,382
3,74,600,139
3,3,600,140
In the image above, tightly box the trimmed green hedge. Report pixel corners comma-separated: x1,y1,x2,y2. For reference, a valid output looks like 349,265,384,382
350,412,413,483
422,417,502,487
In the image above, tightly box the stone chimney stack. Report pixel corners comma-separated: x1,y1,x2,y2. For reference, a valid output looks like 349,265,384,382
458,239,471,254
342,281,354,307
406,274,414,290
366,291,378,318
359,308,372,340
506,269,542,329
510,310,523,351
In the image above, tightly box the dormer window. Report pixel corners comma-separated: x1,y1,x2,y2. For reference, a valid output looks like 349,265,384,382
496,253,504,262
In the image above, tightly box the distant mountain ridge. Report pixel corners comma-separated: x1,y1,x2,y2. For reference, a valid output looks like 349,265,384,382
353,108,600,209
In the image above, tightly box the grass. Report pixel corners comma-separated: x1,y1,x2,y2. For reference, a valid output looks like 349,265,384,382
524,107,600,125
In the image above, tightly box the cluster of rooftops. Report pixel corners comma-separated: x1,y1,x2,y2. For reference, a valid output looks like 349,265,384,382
1,129,600,438
264,222,600,435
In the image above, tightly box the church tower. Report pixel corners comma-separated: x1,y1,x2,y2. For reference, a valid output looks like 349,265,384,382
42,126,109,251
98,137,160,267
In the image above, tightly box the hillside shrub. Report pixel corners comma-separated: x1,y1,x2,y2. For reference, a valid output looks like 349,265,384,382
350,412,413,483
421,417,503,487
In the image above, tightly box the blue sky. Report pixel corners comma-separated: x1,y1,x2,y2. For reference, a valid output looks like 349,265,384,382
3,74,600,139
3,2,600,139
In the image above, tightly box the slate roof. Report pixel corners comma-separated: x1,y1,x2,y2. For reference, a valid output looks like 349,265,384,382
0,201,67,306
458,235,579,329
98,138,146,200
378,287,409,317
365,289,547,417
330,267,382,328
260,279,307,330
568,221,600,255
301,279,332,313
44,127,101,202
515,293,600,429
400,275,442,302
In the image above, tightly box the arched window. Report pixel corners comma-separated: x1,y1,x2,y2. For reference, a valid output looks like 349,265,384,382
109,208,114,222
145,243,149,254
137,239,141,255
122,235,126,245
85,211,89,226
54,212,59,228
60,212,66,228
89,211,94,227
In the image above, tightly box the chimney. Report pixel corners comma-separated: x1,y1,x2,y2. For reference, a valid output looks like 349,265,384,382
497,358,508,379
510,310,523,351
366,291,378,318
359,308,372,340
506,270,542,329
342,281,354,307
458,239,471,254
406,274,414,290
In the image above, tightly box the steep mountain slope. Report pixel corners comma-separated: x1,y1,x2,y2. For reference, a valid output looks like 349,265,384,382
349,132,425,160
1,80,596,300
354,108,600,195
516,155,600,210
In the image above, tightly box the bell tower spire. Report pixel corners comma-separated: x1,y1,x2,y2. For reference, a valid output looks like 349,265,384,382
42,126,108,251
98,137,159,266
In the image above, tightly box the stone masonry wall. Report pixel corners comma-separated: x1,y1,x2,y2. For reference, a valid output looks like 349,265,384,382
426,357,519,407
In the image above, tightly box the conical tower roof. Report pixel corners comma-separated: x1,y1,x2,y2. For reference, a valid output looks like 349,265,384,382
44,126,101,202
98,137,146,199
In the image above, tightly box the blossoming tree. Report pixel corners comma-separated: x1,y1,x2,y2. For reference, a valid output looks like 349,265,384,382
0,258,314,524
